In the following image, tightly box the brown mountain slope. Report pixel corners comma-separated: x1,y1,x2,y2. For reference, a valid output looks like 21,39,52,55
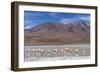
24,21,90,46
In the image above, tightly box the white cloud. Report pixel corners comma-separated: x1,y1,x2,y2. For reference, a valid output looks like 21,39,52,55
24,20,31,24
24,25,32,29
50,13,58,18
60,19,68,24
60,18,75,24
78,16,90,21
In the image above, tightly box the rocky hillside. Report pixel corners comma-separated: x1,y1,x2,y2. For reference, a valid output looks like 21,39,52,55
24,21,90,46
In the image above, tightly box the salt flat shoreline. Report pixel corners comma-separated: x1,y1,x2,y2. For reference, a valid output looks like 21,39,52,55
24,43,90,48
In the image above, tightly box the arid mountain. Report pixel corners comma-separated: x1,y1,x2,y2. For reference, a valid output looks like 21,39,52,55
24,21,90,46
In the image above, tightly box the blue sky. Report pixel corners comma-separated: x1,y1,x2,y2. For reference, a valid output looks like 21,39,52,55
24,11,90,29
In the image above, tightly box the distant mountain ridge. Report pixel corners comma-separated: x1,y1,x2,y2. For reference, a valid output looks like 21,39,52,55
25,20,90,33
